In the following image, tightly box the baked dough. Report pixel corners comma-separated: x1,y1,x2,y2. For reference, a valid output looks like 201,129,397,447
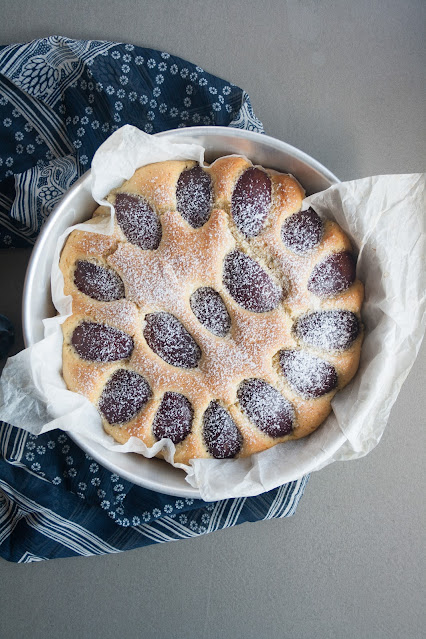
60,157,364,464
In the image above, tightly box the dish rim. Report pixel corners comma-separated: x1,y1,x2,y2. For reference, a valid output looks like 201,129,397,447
21,126,343,498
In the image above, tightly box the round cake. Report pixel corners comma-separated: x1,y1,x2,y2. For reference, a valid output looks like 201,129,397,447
60,156,364,464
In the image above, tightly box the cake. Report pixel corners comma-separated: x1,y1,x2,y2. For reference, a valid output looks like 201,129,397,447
59,156,364,464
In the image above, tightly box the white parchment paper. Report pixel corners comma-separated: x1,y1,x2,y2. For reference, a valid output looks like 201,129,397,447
0,125,425,501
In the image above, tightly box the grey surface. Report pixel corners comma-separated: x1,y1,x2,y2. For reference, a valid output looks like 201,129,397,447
0,2,425,639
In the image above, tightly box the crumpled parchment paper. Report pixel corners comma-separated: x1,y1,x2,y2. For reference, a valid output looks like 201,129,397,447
0,125,424,501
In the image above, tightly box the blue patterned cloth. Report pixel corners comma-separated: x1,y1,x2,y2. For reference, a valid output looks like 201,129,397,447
0,37,308,562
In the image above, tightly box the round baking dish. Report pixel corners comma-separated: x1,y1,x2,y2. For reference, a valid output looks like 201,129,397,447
22,126,341,498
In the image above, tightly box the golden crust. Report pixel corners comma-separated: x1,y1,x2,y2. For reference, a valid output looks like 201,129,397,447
60,156,364,464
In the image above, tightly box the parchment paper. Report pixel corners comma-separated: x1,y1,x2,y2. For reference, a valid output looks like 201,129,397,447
0,125,425,501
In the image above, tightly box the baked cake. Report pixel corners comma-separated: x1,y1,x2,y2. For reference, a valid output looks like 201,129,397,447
60,156,364,464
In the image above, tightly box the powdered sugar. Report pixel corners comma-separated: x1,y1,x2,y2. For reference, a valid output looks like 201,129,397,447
223,250,282,313
114,193,162,250
231,168,271,237
74,260,125,302
281,207,323,255
152,392,193,443
176,165,212,228
296,311,359,351
308,251,356,298
81,299,138,333
108,243,187,312
237,378,294,437
190,287,231,337
98,368,152,424
200,338,259,399
280,350,337,398
76,233,117,256
71,322,134,362
144,312,201,369
202,401,242,458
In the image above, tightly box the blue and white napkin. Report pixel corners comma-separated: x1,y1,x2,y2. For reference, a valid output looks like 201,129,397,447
0,36,308,562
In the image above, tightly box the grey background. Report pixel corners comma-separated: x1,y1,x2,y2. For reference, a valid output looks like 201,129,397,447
0,1,425,638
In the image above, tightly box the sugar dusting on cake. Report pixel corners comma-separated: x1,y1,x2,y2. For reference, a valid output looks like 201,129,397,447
62,157,362,461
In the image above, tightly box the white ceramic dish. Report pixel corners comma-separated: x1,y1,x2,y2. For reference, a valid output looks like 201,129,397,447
22,126,339,498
